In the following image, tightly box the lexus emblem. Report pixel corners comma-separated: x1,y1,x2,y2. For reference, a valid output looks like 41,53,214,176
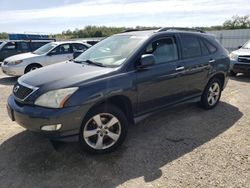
13,85,20,93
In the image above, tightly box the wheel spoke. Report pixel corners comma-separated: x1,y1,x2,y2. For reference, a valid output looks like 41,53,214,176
96,134,104,149
107,131,119,141
211,97,215,105
105,117,119,128
84,129,98,138
209,87,213,93
93,115,102,126
208,95,213,102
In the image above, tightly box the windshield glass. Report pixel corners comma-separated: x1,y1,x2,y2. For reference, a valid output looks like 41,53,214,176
33,42,57,55
242,40,250,49
0,41,6,50
75,34,148,67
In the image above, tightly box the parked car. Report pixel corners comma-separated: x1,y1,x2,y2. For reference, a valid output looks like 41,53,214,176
229,40,250,76
0,40,54,62
2,41,91,76
7,28,230,154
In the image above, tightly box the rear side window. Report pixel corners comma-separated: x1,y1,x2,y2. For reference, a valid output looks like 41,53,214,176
203,39,217,54
145,37,178,64
181,35,202,59
31,42,48,50
72,43,87,52
200,39,210,56
18,42,29,50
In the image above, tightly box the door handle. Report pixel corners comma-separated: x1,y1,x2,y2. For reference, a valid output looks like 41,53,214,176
176,66,185,71
209,59,215,63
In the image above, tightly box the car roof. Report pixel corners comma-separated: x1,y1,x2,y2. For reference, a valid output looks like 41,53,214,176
116,28,211,38
52,41,87,45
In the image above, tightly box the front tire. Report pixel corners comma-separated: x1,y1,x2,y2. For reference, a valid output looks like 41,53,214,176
79,104,128,154
24,64,42,74
200,78,222,109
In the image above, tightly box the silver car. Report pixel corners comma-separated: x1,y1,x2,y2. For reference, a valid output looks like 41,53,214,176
1,41,91,76
229,40,250,76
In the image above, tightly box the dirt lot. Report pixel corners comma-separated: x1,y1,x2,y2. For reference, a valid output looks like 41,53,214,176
0,70,249,188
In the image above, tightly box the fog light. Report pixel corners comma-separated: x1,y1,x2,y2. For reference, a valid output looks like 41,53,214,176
41,124,62,131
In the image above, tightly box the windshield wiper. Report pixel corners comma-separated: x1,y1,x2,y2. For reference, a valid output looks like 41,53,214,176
75,59,105,67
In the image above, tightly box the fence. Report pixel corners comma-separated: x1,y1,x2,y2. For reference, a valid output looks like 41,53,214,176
208,29,250,52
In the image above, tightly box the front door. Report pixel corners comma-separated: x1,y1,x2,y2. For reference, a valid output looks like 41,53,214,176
43,43,73,66
136,36,187,115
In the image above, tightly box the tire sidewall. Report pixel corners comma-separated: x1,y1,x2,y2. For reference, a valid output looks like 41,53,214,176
201,78,222,109
79,104,128,154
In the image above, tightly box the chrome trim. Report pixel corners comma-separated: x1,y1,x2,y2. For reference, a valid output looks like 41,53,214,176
13,78,39,102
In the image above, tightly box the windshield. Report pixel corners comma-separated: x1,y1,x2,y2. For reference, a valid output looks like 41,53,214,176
242,40,250,49
75,34,148,67
0,41,6,50
33,42,57,55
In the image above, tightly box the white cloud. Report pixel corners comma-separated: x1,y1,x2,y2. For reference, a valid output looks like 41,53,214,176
0,0,249,24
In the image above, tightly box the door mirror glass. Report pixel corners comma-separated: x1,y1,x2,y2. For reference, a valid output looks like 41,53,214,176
139,54,156,68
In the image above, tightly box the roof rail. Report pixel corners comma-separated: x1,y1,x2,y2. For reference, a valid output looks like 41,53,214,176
156,27,205,33
122,29,142,33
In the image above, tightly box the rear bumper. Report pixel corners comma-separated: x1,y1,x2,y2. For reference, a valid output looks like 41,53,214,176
7,95,90,141
230,60,250,73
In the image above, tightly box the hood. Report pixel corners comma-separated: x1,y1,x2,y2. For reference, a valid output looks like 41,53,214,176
19,61,116,89
5,52,39,62
232,48,250,56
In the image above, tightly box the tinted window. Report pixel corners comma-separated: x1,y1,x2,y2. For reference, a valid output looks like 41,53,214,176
3,42,16,50
31,42,48,50
18,42,29,50
200,39,210,56
203,39,217,54
181,35,202,59
51,44,72,55
145,37,178,64
72,43,87,52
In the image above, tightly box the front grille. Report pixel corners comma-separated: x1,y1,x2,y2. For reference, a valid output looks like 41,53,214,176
238,56,250,63
13,83,34,100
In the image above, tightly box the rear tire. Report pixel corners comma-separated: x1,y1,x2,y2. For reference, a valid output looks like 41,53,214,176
79,104,128,154
24,64,42,74
200,78,222,110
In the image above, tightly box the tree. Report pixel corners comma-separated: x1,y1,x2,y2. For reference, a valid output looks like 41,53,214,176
0,32,8,39
223,15,250,29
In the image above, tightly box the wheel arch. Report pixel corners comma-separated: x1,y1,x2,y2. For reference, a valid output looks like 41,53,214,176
85,95,135,125
24,63,43,73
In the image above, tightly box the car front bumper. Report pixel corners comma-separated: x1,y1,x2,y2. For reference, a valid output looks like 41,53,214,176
230,60,250,73
1,64,24,76
7,95,90,141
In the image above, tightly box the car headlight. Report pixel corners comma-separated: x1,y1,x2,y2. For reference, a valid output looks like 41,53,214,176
229,53,238,61
35,87,78,108
8,60,23,65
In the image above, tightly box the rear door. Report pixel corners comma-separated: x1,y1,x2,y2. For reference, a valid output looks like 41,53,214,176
17,42,31,53
178,34,212,97
136,35,188,115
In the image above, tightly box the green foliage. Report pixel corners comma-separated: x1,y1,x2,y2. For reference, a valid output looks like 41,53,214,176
0,32,8,39
223,15,250,29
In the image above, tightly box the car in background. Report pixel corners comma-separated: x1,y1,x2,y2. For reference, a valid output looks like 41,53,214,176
0,40,54,62
229,40,250,76
2,41,91,76
7,28,230,153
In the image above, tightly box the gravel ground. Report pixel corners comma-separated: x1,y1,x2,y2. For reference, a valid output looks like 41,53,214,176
0,71,249,188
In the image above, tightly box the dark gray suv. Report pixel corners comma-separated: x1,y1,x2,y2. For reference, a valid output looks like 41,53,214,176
7,28,230,153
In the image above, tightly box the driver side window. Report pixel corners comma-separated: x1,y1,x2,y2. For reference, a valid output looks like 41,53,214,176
50,44,72,55
145,37,178,64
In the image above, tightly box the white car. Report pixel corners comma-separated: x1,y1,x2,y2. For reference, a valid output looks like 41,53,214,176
1,41,91,76
229,40,250,76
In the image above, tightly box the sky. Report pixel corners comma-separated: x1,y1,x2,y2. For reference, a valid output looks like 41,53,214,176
0,0,250,34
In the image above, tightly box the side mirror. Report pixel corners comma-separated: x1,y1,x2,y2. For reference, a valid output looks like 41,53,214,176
73,50,84,59
238,45,242,49
138,54,156,68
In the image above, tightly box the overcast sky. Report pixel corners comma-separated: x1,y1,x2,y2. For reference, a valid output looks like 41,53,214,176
0,0,249,34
